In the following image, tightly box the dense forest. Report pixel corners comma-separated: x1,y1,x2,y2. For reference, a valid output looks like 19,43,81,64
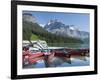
23,21,83,44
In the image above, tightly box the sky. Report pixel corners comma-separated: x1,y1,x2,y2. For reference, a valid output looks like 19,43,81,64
23,11,90,32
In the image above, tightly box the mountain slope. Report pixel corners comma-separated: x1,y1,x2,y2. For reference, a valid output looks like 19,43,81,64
23,21,83,43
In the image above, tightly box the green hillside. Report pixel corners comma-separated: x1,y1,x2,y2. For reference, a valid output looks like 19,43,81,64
23,21,83,44
30,34,40,40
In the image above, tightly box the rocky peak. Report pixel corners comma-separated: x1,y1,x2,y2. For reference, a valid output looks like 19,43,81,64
23,13,37,23
44,19,89,39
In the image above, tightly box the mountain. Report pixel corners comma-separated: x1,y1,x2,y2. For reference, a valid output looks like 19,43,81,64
23,13,83,44
23,21,83,43
44,19,89,39
23,13,37,23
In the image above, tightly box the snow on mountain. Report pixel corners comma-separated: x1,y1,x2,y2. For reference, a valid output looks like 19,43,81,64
44,19,89,39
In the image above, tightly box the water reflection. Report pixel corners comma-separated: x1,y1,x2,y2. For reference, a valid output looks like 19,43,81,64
23,55,89,68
